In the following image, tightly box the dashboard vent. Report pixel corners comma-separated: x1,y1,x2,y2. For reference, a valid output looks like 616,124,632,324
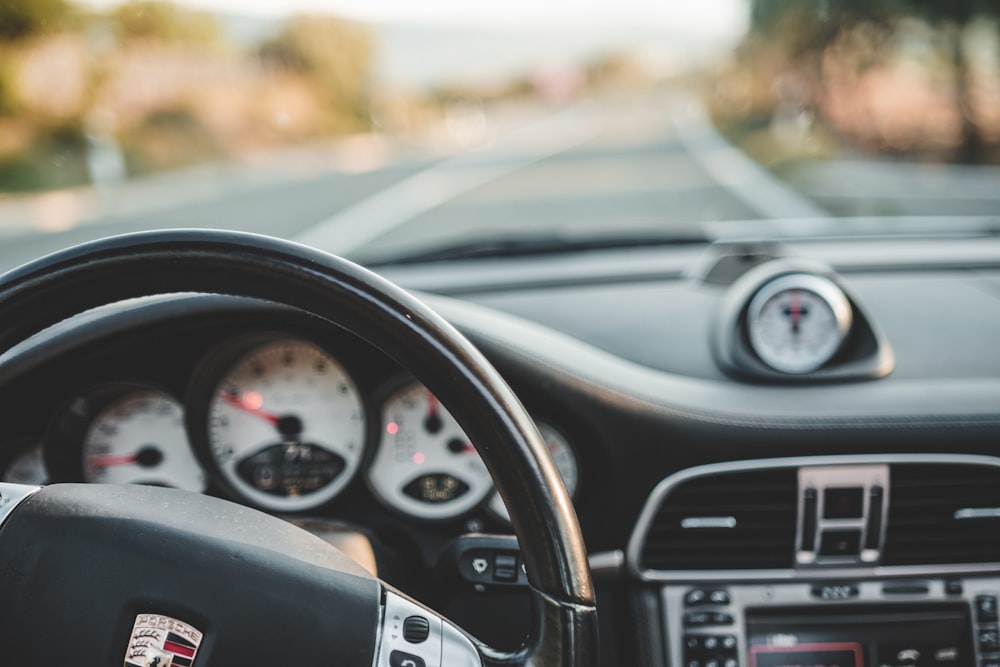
883,463,1000,566
640,468,798,571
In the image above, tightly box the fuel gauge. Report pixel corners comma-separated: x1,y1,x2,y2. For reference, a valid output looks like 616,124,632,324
368,380,493,520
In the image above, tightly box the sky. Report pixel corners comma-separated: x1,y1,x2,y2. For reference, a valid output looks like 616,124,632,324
82,0,748,33
79,0,750,87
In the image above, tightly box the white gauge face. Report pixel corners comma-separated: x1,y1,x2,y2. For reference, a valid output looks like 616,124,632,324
83,390,205,491
487,422,578,523
747,274,853,374
1,443,47,485
368,381,493,520
206,338,365,512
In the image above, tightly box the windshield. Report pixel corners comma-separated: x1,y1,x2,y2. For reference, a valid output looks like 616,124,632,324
0,0,998,271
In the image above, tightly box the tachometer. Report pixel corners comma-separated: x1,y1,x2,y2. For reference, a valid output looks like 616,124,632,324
368,380,493,520
201,337,366,512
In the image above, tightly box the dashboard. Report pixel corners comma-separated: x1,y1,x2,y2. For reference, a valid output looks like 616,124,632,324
2,231,1000,665
4,323,578,523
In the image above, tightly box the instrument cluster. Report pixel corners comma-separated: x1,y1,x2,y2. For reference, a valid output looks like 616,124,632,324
0,331,581,523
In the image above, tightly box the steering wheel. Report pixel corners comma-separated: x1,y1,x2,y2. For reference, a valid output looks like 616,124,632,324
0,230,597,667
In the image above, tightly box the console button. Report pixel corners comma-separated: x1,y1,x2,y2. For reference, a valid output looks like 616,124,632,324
812,584,858,600
724,659,739,667
711,613,734,625
493,553,518,582
709,590,731,605
705,659,720,667
703,636,719,651
977,595,999,623
685,635,701,651
824,487,865,519
390,650,426,667
978,627,1000,652
819,530,862,557
684,612,711,627
403,616,430,644
944,580,963,596
686,589,708,606
722,635,737,651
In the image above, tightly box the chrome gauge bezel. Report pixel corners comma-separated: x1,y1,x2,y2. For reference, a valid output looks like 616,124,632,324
189,333,368,513
746,273,853,375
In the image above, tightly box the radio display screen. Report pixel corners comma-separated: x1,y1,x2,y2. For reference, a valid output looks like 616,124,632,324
746,605,973,667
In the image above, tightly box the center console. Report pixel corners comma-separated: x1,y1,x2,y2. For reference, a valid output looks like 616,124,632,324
666,580,997,667
628,456,1000,667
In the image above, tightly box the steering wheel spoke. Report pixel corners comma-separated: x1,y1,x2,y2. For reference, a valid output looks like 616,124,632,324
378,589,482,667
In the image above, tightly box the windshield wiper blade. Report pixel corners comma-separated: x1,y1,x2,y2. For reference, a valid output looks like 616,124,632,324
366,232,707,266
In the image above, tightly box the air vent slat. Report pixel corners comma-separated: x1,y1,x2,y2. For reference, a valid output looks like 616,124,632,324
639,468,797,571
883,463,1000,566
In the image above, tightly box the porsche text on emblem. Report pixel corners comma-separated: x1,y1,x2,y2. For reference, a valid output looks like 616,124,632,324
124,614,203,667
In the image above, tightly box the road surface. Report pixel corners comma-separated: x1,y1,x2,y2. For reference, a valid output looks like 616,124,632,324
0,92,820,274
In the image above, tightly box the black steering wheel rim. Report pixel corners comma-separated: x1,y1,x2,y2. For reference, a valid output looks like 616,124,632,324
0,229,596,666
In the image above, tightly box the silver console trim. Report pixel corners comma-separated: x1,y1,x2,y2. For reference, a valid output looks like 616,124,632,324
0,483,40,528
627,453,1000,582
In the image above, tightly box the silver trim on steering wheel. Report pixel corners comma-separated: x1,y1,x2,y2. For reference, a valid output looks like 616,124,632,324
0,483,40,528
375,590,482,667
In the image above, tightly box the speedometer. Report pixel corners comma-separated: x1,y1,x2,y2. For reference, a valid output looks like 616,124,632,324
200,337,366,512
367,380,493,520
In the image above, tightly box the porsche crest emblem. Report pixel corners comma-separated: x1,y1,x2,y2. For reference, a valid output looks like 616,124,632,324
124,614,203,667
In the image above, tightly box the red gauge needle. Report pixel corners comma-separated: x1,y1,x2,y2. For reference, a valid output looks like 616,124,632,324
89,453,138,468
221,391,280,426
424,390,443,433
789,290,803,333
447,438,477,454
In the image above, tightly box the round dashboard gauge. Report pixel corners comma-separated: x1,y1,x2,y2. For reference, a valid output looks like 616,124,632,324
487,421,578,523
81,389,206,491
44,384,205,491
368,380,493,520
746,273,853,374
200,337,366,512
0,440,47,485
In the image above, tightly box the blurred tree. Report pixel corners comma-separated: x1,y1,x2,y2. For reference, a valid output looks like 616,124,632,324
748,0,1000,162
259,14,374,131
112,1,220,46
0,0,73,41
902,0,998,162
745,0,898,138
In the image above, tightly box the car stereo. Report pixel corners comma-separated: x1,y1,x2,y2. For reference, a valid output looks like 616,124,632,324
663,579,1000,667
747,605,971,667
